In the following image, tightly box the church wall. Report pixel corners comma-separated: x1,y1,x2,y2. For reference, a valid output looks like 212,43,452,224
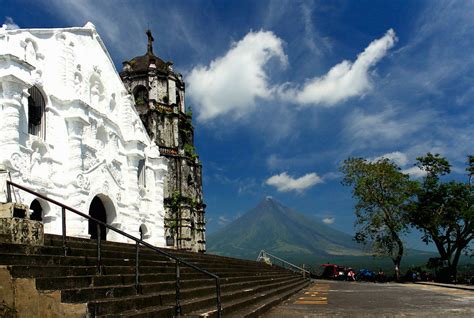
0,24,168,246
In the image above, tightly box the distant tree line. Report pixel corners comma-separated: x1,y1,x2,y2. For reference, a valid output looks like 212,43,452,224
341,153,473,282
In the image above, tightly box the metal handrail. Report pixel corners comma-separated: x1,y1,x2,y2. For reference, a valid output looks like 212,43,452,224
257,250,310,277
6,180,221,317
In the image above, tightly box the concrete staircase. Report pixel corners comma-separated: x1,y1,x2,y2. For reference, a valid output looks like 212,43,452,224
0,234,310,317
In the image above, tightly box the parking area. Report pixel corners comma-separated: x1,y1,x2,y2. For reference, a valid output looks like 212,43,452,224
262,280,474,317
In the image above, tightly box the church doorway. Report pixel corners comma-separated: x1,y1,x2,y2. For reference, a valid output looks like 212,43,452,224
30,199,43,221
88,196,107,240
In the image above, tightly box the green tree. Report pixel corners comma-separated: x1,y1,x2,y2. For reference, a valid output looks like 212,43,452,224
341,157,417,280
409,153,473,282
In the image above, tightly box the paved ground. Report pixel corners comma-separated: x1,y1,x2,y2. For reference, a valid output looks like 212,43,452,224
262,280,474,317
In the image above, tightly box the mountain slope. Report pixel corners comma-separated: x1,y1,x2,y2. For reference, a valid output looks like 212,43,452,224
207,197,366,261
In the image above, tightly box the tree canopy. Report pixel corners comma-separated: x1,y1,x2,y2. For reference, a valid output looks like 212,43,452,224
409,153,473,281
341,157,417,280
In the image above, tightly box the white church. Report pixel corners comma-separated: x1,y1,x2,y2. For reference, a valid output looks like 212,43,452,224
0,22,168,246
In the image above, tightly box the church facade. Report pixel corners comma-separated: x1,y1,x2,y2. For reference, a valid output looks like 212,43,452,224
0,23,168,246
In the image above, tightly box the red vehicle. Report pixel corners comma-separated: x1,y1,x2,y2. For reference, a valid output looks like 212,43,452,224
321,263,347,279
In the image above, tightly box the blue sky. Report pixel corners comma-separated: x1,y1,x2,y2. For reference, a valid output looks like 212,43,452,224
2,0,473,251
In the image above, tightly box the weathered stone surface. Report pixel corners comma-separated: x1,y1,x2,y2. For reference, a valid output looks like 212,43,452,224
120,31,206,253
0,203,28,219
0,216,44,246
0,266,86,317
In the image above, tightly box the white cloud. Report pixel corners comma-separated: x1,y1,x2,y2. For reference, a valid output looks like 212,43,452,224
266,172,323,193
322,217,335,225
369,151,427,178
189,29,396,122
401,166,427,178
3,17,19,30
218,216,230,226
300,2,332,57
279,29,397,106
188,30,287,121
344,107,430,147
371,151,409,167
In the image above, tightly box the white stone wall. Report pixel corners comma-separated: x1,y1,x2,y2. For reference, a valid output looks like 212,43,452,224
0,23,168,246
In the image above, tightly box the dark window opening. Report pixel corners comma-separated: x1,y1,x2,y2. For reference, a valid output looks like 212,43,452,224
30,199,43,221
133,85,148,106
139,224,147,240
89,196,107,240
28,86,45,137
176,90,181,107
137,159,146,188
13,208,26,219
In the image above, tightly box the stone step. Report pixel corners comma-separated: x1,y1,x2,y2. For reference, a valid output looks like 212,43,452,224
61,275,298,304
187,279,310,318
45,234,265,266
1,235,308,317
86,276,303,315
35,271,295,290
96,305,175,318
226,279,311,318
8,264,287,281
0,242,270,270
0,254,284,278
0,253,173,267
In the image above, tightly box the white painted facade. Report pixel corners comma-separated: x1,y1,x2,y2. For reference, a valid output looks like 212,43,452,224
0,23,168,246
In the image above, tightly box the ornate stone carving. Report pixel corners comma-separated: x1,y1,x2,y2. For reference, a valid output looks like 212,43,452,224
74,64,83,97
109,93,116,112
103,180,109,193
83,146,99,171
10,152,28,174
108,160,123,186
76,173,90,190
2,81,24,103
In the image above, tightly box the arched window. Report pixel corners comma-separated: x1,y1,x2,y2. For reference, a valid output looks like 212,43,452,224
28,86,45,138
137,159,146,188
133,85,148,106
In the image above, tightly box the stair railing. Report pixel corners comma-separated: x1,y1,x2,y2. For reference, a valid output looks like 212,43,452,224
6,180,222,317
257,249,310,277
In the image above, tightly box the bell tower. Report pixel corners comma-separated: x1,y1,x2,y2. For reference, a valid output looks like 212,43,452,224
120,30,206,252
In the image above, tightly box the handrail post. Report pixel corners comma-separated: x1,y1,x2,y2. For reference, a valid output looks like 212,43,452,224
6,181,12,202
61,207,67,256
135,240,140,294
215,277,222,318
96,223,102,275
175,260,181,316
302,264,306,278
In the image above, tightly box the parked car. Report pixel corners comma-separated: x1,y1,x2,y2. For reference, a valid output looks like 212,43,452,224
321,263,348,280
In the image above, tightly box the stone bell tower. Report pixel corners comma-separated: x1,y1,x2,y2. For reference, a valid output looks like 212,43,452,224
120,30,206,252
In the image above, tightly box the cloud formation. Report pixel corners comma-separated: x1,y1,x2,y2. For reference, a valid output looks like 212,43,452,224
322,217,335,225
370,151,408,167
266,172,323,192
187,30,287,121
3,16,19,30
371,151,427,178
189,29,396,122
218,216,230,226
344,107,430,148
401,166,427,178
279,29,397,106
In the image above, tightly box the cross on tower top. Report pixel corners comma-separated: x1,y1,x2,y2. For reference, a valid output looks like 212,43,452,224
146,29,154,55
